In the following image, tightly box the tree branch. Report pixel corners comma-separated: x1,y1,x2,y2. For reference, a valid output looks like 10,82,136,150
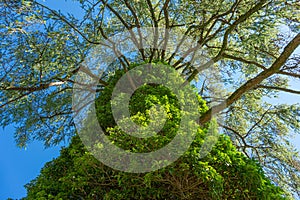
1,82,65,92
35,1,104,45
216,0,267,59
223,53,267,70
0,91,32,109
200,33,300,124
277,71,300,78
256,85,300,95
185,1,267,83
123,0,145,60
146,0,159,62
161,0,170,60
245,106,272,138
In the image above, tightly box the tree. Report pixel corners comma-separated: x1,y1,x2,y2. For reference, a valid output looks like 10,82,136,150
24,78,286,199
0,0,299,197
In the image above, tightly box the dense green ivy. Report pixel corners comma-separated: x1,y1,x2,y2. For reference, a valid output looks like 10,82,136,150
24,134,286,200
24,63,286,199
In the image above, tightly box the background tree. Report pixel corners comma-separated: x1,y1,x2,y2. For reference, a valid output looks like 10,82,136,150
0,0,299,197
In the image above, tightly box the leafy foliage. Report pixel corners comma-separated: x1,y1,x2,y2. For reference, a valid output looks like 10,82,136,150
24,73,285,199
24,135,287,200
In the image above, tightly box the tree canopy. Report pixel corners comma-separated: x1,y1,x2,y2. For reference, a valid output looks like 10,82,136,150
0,0,300,198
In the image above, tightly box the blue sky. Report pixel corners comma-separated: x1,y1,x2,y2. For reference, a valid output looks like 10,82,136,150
0,1,299,199
0,126,63,199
